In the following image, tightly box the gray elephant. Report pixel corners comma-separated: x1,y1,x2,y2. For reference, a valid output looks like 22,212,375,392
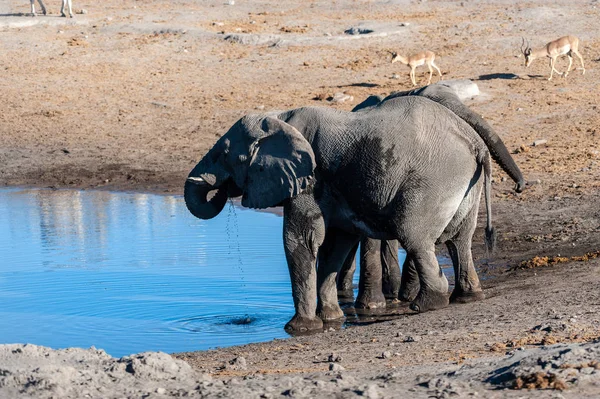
185,94,504,333
337,83,525,310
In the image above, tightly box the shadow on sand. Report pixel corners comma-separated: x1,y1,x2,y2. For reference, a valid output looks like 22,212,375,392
336,82,380,88
476,73,519,81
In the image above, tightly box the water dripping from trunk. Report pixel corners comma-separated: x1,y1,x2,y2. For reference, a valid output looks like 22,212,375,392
226,198,251,321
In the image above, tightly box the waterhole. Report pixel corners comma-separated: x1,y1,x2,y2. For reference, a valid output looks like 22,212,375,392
0,188,453,357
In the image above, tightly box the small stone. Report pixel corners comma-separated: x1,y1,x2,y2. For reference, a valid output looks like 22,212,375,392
581,367,595,375
404,336,421,343
391,74,401,79
517,107,523,111
328,353,342,362
533,139,548,146
381,351,392,359
227,0,235,5
156,387,166,395
329,363,345,371
330,92,354,103
501,177,507,182
228,356,247,370
78,8,88,14
395,332,403,337
360,384,380,399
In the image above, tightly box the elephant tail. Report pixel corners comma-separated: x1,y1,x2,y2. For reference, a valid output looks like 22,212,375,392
483,152,496,254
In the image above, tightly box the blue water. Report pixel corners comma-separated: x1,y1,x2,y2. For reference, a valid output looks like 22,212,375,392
0,188,297,357
0,188,452,357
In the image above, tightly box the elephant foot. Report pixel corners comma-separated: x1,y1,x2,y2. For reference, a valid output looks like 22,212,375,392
383,290,400,300
355,293,386,310
409,289,449,313
317,304,345,321
284,314,323,333
450,288,485,304
337,289,354,304
398,284,419,303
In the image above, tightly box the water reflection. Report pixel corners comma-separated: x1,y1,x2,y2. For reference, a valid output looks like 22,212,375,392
0,188,294,357
0,188,454,357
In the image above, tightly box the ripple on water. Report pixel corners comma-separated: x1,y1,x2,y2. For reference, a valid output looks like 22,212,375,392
0,188,462,357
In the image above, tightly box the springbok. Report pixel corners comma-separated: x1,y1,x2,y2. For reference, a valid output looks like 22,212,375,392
390,50,443,86
521,36,585,80
30,0,73,18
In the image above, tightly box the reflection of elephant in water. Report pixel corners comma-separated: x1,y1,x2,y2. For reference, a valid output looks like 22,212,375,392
185,93,506,333
337,83,525,309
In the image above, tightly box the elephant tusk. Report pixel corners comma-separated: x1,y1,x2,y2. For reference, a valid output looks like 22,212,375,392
186,176,205,185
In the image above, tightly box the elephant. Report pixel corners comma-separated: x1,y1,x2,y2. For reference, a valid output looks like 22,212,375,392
336,83,525,310
185,93,509,333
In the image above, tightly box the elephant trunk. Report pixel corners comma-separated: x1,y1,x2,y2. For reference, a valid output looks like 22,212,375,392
467,116,525,192
184,176,228,220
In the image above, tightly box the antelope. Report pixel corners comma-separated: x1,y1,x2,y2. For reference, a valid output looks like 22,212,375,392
30,0,73,18
390,50,442,86
521,36,585,80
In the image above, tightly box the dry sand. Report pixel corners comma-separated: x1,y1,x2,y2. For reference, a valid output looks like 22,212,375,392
1,0,599,397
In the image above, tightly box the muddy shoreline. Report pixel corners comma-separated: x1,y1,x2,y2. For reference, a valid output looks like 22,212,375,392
1,0,600,397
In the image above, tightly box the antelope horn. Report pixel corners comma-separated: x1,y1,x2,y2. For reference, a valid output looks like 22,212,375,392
520,37,525,53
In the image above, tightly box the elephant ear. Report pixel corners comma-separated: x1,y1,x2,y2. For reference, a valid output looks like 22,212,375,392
242,117,316,209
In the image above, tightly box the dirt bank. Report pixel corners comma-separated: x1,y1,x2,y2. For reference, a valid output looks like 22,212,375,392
1,0,599,397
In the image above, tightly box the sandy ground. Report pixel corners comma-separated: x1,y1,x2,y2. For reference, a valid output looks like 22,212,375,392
1,0,600,397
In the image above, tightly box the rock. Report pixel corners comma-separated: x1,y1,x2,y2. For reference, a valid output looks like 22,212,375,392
381,351,392,359
228,356,247,370
404,336,421,343
156,387,166,395
77,9,88,15
533,139,548,146
330,92,354,103
223,34,283,46
328,353,342,362
329,363,345,371
344,27,374,35
435,79,480,101
358,384,380,399
391,74,401,79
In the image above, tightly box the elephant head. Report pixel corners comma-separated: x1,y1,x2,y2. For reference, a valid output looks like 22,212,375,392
185,115,316,219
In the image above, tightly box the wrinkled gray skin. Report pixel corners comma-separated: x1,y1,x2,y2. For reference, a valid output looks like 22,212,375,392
337,84,526,309
185,95,495,333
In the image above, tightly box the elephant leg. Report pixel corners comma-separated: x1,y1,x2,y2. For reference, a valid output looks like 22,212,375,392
317,229,360,321
336,241,359,302
446,198,485,303
381,239,401,300
355,238,387,309
398,254,420,302
407,243,449,313
283,195,326,333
